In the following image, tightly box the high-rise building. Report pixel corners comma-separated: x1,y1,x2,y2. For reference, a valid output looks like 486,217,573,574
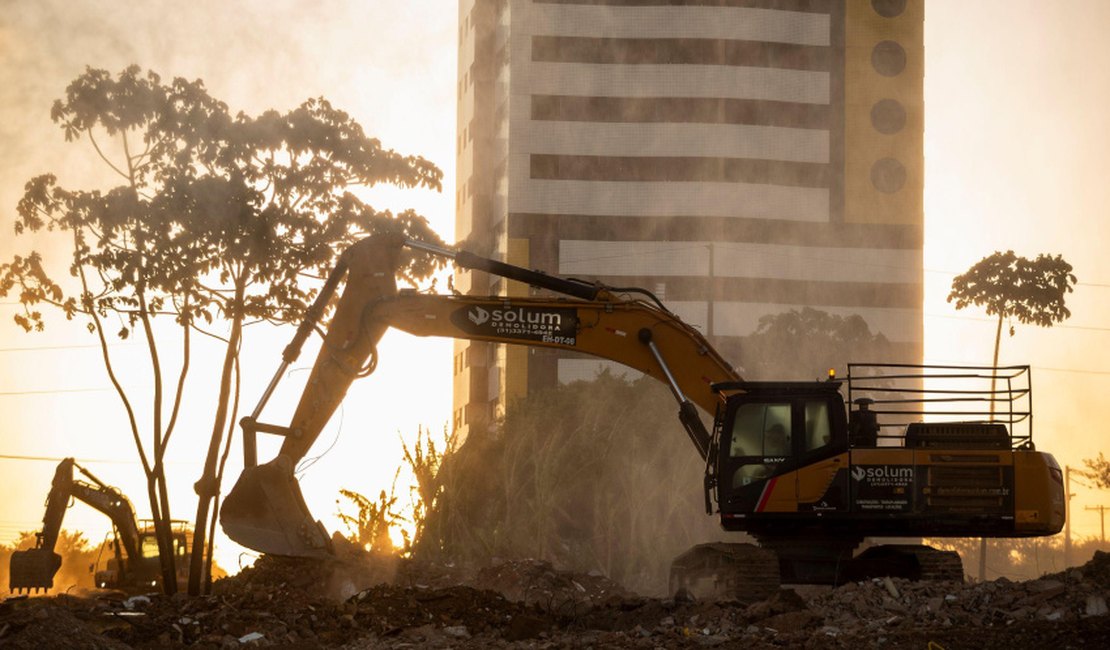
455,0,923,438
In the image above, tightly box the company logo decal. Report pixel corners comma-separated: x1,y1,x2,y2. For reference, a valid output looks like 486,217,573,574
451,305,578,346
852,464,914,512
468,306,490,326
851,465,913,485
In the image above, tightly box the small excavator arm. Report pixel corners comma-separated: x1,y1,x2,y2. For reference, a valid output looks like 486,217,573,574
9,458,142,592
220,234,740,557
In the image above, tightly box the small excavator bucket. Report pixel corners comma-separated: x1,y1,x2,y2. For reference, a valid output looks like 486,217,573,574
220,455,332,558
8,548,62,593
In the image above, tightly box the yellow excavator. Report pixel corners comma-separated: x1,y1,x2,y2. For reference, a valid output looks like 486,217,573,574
221,234,1065,599
9,458,191,593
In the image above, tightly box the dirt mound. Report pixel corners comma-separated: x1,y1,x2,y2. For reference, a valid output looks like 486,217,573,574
3,551,1110,648
471,558,631,611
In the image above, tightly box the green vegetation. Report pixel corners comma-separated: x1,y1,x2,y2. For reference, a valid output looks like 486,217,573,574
342,371,726,595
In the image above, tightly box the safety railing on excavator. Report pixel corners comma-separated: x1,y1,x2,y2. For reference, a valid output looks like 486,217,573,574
845,363,1033,450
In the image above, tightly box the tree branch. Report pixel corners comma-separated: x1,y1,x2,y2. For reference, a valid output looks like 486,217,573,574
86,129,130,180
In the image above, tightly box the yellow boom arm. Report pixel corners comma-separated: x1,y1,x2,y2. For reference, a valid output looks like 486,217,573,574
221,234,739,556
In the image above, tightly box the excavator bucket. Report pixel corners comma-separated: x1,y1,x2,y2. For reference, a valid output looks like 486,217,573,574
8,548,62,593
220,455,332,558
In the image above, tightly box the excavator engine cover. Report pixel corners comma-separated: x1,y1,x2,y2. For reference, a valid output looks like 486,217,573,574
9,548,62,593
220,454,332,557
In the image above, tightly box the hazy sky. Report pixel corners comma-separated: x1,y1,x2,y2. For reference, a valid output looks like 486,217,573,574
2,0,1110,576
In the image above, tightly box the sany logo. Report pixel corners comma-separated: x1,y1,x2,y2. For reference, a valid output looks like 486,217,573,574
468,306,490,326
852,465,913,482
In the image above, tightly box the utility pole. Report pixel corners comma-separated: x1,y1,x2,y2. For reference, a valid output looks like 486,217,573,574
706,242,715,339
1065,465,1076,567
1085,505,1109,543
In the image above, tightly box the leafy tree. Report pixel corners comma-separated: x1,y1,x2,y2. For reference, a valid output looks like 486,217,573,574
1079,452,1110,489
947,250,1076,580
0,66,445,594
948,250,1076,378
739,307,895,380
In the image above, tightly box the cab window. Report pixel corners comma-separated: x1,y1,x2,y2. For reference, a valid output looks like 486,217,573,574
140,534,160,559
804,400,832,452
729,402,792,488
729,402,791,458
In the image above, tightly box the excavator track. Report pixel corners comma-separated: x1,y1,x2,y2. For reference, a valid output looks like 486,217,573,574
849,544,966,583
912,546,965,582
669,543,780,603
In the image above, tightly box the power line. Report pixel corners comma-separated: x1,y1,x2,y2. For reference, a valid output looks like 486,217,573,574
0,450,133,461
0,387,112,396
0,453,199,465
0,453,135,464
0,342,137,352
925,311,1110,333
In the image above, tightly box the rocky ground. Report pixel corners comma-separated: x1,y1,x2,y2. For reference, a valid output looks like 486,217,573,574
3,550,1110,649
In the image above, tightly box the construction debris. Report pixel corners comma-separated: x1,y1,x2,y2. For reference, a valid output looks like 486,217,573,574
3,551,1110,648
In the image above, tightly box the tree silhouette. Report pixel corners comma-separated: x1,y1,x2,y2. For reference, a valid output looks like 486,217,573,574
947,250,1076,581
739,307,895,380
0,66,445,594
948,250,1076,377
1079,452,1110,489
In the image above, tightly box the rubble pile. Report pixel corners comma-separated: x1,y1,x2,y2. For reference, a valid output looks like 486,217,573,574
1,552,1108,648
471,558,631,610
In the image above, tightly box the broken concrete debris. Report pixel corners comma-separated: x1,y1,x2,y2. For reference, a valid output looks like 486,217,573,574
1,552,1109,648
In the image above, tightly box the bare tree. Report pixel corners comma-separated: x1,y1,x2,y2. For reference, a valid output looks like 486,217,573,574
0,66,444,594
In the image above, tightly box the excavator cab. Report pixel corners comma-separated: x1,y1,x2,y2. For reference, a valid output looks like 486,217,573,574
712,381,849,519
708,364,1062,547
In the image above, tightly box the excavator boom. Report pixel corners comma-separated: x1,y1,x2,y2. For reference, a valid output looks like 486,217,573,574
221,234,740,556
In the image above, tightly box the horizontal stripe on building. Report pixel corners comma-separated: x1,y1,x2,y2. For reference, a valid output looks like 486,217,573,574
532,36,831,71
527,2,833,44
509,213,922,249
557,239,920,284
531,154,830,187
531,95,830,129
563,275,921,310
555,338,924,385
534,1,835,14
524,62,830,104
516,118,828,163
506,177,830,221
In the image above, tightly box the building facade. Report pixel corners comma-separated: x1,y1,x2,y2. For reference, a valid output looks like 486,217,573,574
455,0,923,437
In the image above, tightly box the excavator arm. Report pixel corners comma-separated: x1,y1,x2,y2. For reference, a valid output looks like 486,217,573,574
9,458,143,592
221,233,741,557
